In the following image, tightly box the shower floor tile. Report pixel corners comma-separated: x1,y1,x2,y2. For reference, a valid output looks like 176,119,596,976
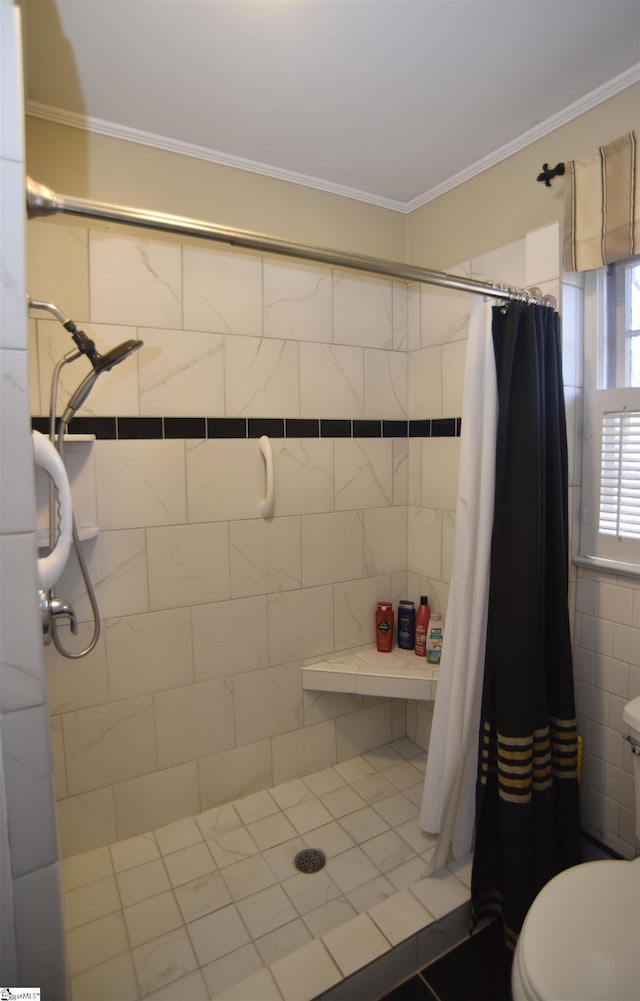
62,740,471,1001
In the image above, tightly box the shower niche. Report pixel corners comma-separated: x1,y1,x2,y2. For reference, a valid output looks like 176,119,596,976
35,434,98,548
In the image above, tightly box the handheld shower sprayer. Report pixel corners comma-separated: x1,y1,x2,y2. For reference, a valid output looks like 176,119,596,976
28,297,143,424
29,296,143,661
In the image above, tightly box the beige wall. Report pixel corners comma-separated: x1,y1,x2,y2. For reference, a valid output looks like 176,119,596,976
27,83,640,276
25,117,406,260
407,83,640,270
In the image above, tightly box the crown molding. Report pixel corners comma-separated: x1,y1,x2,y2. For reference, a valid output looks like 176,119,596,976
25,62,640,216
24,101,407,213
405,63,640,213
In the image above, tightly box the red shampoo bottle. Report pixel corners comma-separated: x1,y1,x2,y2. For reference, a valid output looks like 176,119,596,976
414,595,430,657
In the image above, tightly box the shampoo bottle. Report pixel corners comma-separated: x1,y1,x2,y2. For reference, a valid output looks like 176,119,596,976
397,600,415,650
375,602,394,653
426,613,443,664
414,595,430,657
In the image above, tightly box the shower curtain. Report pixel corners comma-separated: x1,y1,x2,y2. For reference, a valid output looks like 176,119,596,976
471,302,580,946
420,298,497,869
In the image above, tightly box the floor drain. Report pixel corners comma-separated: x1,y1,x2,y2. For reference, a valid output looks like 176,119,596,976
294,848,326,874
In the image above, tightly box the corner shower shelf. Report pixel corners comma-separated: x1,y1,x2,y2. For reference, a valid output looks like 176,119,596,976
302,645,438,701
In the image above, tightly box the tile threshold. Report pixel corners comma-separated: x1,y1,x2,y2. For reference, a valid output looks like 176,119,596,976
302,646,439,702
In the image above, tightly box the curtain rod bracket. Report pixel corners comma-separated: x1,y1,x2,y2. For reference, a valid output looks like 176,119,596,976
536,162,565,187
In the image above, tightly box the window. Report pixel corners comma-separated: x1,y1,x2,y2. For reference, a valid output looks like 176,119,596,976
579,258,640,574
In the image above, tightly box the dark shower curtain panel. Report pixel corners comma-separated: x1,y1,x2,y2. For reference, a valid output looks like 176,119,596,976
471,303,580,947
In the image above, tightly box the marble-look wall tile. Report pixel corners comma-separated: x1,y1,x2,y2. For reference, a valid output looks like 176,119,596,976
234,662,303,745
0,348,36,533
420,279,470,350
272,440,335,516
334,575,391,650
183,246,262,336
299,342,363,418
471,239,526,289
225,335,299,417
186,439,264,523
27,220,90,322
49,715,67,800
442,338,467,417
57,528,149,622
421,439,460,511
408,345,442,420
114,763,199,841
407,507,442,580
95,439,187,529
139,327,225,416
363,507,408,576
3,704,58,876
45,630,109,714
407,283,421,353
56,787,117,856
364,349,407,419
392,439,409,506
271,719,337,785
229,516,301,597
335,702,392,761
408,439,421,507
105,607,194,700
267,586,334,665
35,319,140,418
147,522,230,609
333,271,393,349
63,696,156,795
301,511,363,587
90,232,182,328
263,258,332,342
303,691,371,727
442,511,456,586
335,440,393,511
192,595,269,681
154,679,235,769
0,534,46,712
198,739,273,811
392,283,408,351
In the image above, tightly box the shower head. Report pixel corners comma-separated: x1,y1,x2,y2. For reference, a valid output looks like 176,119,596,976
60,338,143,425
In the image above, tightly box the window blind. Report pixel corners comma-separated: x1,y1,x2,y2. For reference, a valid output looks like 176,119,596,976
599,410,640,539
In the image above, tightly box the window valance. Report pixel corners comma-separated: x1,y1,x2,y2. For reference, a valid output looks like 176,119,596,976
564,131,639,272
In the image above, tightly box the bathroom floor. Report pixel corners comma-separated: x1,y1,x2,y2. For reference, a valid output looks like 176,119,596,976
61,738,473,1001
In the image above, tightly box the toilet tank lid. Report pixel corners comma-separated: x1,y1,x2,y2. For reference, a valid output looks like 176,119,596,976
622,695,640,737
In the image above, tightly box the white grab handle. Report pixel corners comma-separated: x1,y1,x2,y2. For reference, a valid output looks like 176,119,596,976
259,435,274,519
32,430,73,591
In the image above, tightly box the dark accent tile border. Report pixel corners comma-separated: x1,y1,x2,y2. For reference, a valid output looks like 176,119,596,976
207,418,247,438
248,418,285,438
286,418,320,438
321,419,351,437
31,415,462,440
118,417,163,439
164,417,207,439
354,419,382,438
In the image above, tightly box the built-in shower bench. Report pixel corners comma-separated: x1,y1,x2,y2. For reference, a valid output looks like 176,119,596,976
302,645,438,701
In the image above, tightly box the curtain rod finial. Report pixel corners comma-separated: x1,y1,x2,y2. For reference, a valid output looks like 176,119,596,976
536,162,565,187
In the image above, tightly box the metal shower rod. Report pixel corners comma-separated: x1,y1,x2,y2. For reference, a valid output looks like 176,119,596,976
26,178,555,308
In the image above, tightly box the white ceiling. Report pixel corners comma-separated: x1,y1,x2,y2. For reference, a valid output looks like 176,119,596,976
23,0,640,211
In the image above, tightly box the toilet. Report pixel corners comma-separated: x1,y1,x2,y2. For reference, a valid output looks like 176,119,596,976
512,695,640,1001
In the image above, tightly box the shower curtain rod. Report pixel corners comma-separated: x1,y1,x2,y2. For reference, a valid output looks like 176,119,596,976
26,178,554,308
